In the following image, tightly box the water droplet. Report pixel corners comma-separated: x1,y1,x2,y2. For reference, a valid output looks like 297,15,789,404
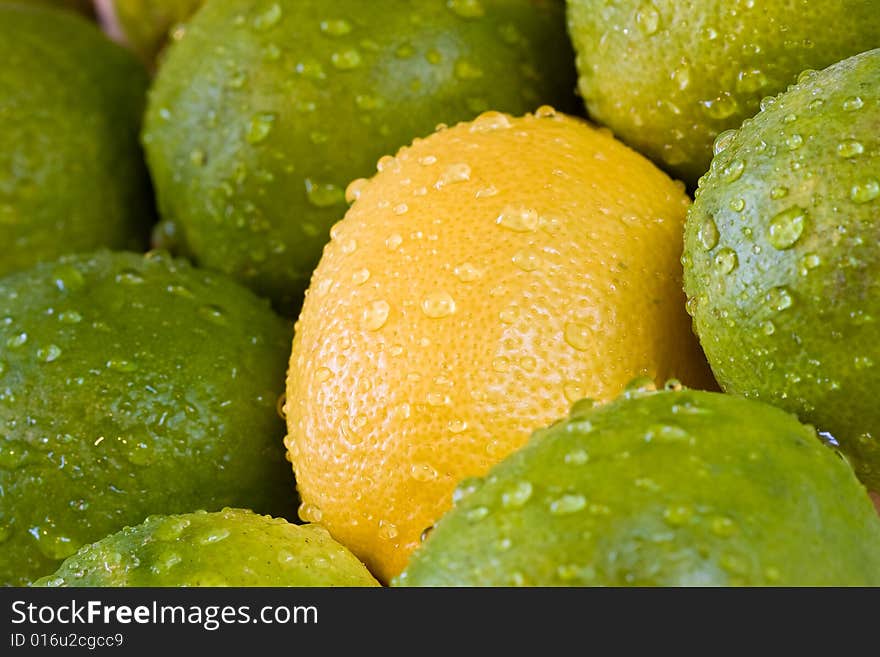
671,61,691,90
701,93,739,119
6,332,27,349
362,300,390,331
711,516,738,537
563,381,586,403
453,262,483,282
843,96,864,111
713,129,737,155
410,463,438,482
761,320,776,335
501,481,533,508
106,359,138,372
434,163,471,189
495,205,540,232
770,186,789,200
469,111,512,132
465,506,490,521
305,178,344,207
662,504,692,527
721,158,746,182
698,216,719,250
299,502,323,523
448,419,468,433
563,322,593,351
636,2,660,35
512,249,541,272
768,206,806,249
167,283,193,298
246,112,276,144
800,253,821,273
624,376,657,396
253,2,282,30
549,494,586,515
852,355,874,370
351,268,371,285
198,304,226,324
36,344,62,363
728,197,745,212
447,0,484,18
837,140,864,158
564,449,589,465
331,49,362,70
765,286,794,312
785,133,803,150
452,476,483,504
421,291,456,318
393,203,408,215
736,68,768,93
645,424,690,443
52,265,85,292
714,248,738,274
384,233,403,251
850,178,879,204
319,18,352,36
57,310,82,324
116,269,145,285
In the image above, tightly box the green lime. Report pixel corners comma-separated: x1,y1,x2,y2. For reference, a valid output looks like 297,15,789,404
566,0,880,185
34,509,379,587
396,385,880,586
683,49,880,490
0,3,152,277
0,251,294,585
143,0,578,312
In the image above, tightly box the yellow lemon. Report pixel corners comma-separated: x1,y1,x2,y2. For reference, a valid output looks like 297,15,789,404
286,108,715,582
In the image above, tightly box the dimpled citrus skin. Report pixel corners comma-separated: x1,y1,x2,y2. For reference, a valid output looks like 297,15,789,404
0,4,152,277
34,509,379,587
396,387,880,586
0,251,294,586
566,0,880,186
143,0,578,312
683,50,880,491
286,109,716,582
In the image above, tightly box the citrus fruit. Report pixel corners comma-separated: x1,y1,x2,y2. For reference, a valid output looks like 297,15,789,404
94,0,204,69
683,49,880,491
566,0,880,185
142,0,578,312
0,251,294,586
396,385,880,586
34,509,379,587
0,3,152,277
286,108,716,582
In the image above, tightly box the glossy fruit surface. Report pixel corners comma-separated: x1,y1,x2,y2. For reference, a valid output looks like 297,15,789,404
397,386,880,586
683,49,880,490
0,251,294,585
287,109,714,582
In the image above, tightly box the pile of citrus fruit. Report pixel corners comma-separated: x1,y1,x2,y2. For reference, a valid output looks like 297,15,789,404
1,0,878,587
